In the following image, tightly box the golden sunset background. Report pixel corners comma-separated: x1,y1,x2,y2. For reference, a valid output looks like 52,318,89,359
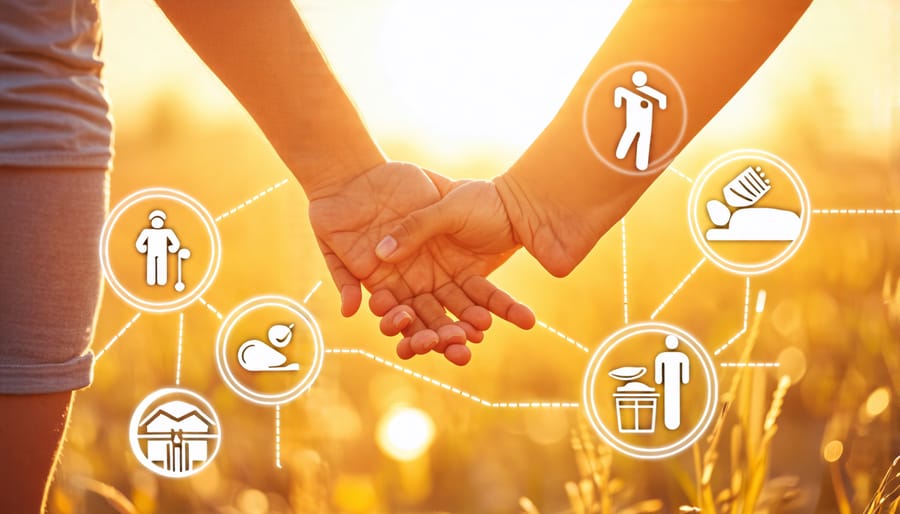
52,0,898,513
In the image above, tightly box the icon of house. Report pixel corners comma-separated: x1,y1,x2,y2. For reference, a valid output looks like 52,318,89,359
137,400,218,475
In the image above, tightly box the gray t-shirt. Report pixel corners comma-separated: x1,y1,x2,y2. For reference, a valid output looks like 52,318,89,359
0,0,113,169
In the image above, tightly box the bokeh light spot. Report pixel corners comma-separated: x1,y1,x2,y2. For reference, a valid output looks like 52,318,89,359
823,440,843,463
865,387,891,418
376,406,436,461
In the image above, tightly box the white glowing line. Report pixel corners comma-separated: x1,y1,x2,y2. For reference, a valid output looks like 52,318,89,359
176,312,184,385
535,320,590,353
812,209,900,214
197,297,224,320
325,349,579,408
96,312,142,360
215,178,290,223
668,166,694,184
622,218,629,324
275,405,282,469
303,280,323,304
650,258,706,320
714,277,751,356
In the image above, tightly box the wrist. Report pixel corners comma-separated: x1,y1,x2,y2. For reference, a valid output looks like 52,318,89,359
492,173,531,250
492,171,585,277
494,163,640,277
288,144,386,201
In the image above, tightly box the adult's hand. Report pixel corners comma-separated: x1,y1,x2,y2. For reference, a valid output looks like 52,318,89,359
374,175,602,280
308,162,535,365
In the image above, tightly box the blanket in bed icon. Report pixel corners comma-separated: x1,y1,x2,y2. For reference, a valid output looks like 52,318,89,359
705,165,801,242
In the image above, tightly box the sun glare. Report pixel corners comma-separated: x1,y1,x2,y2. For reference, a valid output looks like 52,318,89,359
373,0,628,157
102,0,630,160
375,406,436,462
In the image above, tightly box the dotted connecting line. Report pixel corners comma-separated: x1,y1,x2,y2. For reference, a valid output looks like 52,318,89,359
720,362,780,368
668,166,694,184
275,405,282,469
622,218,629,324
214,178,290,223
812,209,900,214
714,277,750,356
650,257,706,320
535,320,591,353
197,297,224,320
175,313,184,385
95,312,141,360
303,280,323,304
325,349,580,409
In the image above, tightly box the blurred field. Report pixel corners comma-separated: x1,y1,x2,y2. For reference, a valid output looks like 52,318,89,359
49,0,898,513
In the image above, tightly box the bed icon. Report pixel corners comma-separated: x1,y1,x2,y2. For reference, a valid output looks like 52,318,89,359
705,165,801,242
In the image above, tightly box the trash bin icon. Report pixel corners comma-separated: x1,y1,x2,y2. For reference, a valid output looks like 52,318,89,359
609,366,659,433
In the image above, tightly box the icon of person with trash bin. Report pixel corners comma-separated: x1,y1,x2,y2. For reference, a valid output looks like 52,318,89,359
135,209,191,292
610,333,691,433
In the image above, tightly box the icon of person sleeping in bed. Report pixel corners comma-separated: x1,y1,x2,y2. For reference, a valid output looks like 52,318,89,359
237,323,301,372
705,165,801,242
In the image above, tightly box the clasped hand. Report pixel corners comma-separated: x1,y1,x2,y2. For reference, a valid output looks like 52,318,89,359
308,161,536,365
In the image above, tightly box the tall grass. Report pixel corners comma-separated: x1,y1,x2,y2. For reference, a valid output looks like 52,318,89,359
865,457,900,514
518,280,899,513
519,420,663,514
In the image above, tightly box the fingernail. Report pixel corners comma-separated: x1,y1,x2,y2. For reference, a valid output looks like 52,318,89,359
375,236,398,259
424,336,439,351
393,310,412,330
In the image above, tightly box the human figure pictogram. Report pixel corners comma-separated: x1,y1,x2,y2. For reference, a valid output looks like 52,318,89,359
654,334,690,430
614,70,667,171
135,209,181,287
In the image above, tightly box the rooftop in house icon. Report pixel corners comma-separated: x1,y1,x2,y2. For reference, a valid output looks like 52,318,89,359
139,400,216,433
136,399,218,475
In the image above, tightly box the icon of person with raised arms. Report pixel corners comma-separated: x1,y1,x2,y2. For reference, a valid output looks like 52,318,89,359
654,334,690,430
135,209,181,288
614,70,668,171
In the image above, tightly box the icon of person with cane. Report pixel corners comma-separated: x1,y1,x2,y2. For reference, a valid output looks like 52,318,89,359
135,209,190,292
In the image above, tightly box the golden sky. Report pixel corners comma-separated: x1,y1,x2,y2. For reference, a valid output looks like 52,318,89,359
100,0,895,169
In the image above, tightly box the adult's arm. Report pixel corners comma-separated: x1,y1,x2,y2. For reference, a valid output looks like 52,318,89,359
495,0,813,276
154,0,385,198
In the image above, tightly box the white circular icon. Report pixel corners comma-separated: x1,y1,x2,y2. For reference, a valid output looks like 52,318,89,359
688,149,810,275
582,322,718,460
582,61,688,176
99,188,221,313
216,295,325,406
129,387,221,478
